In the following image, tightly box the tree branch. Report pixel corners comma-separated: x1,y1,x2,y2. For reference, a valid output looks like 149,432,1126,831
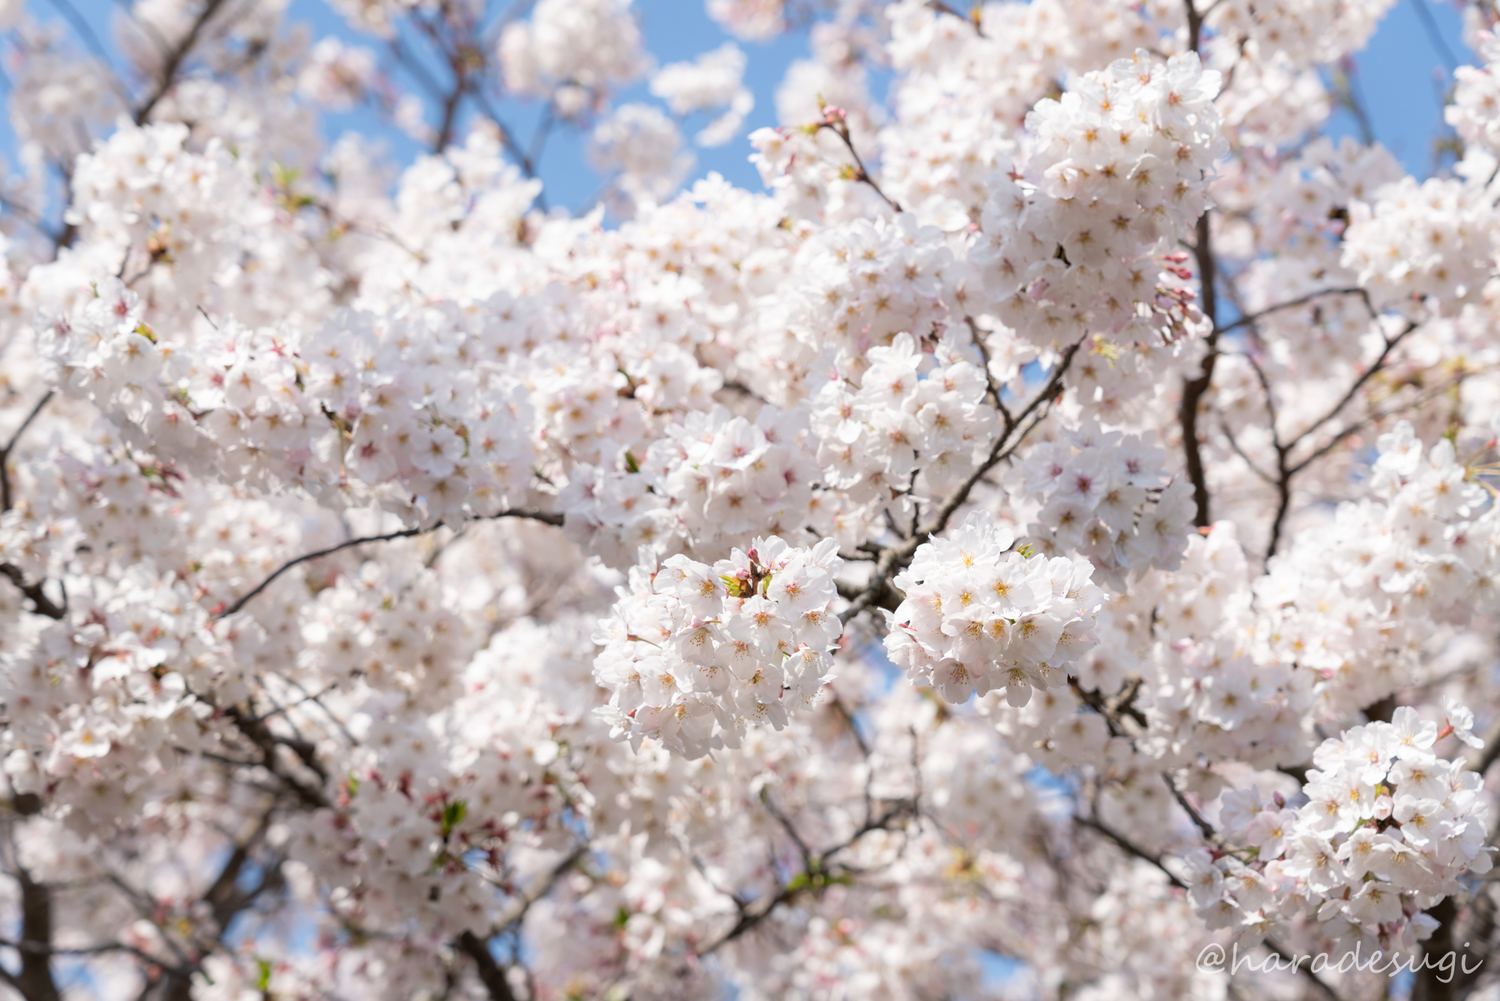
2,392,54,515
132,0,231,125
1179,212,1220,528
841,336,1084,624
1212,287,1372,337
12,865,59,1001
217,508,563,618
0,566,65,620
457,932,518,1001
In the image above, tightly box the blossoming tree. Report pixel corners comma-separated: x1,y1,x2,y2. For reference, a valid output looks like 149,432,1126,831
0,0,1498,998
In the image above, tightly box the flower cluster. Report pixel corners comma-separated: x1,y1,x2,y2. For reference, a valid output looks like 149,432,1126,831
590,104,694,210
498,0,650,114
650,42,754,147
59,120,328,330
593,538,844,757
1342,174,1496,313
972,51,1226,346
1257,422,1500,714
883,0,1161,220
39,283,539,524
1447,32,1500,157
562,405,825,570
1186,705,1492,950
1204,0,1393,71
884,510,1104,705
1008,422,1193,586
810,332,1000,507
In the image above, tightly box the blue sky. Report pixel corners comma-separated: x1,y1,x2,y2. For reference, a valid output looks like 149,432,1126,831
12,0,1475,211
1325,0,1471,176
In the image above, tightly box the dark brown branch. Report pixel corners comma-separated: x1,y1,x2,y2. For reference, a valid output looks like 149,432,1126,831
219,705,330,809
964,315,1003,410
133,0,231,125
13,866,59,1001
1161,770,1217,842
458,932,518,1001
1076,816,1185,889
217,508,563,618
0,391,65,616
1213,287,1373,337
761,789,814,868
841,336,1083,624
1,392,53,515
0,566,64,620
1285,320,1419,471
1185,0,1206,51
1179,212,1220,528
1280,369,1475,475
1232,350,1294,560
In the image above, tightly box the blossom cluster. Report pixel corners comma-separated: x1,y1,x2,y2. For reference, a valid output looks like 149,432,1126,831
561,404,827,570
1186,705,1492,950
5,2,1500,999
1342,174,1495,313
498,0,650,114
973,51,1227,346
39,283,538,524
1007,422,1193,586
810,332,1000,507
593,538,844,756
1447,32,1500,157
1257,422,1500,714
884,510,1104,705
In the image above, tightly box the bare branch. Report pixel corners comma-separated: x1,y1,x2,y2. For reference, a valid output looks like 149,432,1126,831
1075,816,1185,889
841,336,1083,624
0,566,65,620
1212,287,1373,337
2,392,54,514
816,111,900,213
1285,320,1419,467
133,0,232,125
1179,211,1220,527
217,508,563,618
457,932,518,1001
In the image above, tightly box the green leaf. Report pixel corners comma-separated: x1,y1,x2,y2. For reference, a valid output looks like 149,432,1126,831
256,958,272,992
441,798,468,836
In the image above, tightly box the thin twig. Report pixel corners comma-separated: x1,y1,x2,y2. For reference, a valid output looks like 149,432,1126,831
133,0,232,124
816,111,900,212
840,337,1083,623
1,391,53,514
1213,287,1371,337
1408,0,1459,71
1285,321,1419,467
217,508,563,617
